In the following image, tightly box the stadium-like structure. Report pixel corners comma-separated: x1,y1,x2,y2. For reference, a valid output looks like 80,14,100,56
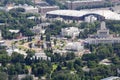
46,9,120,21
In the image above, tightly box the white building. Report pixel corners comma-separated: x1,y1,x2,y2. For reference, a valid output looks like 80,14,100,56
61,27,80,38
0,30,2,40
85,15,97,23
33,52,50,60
101,76,120,80
65,42,84,52
9,29,20,33
31,23,50,34
18,74,38,80
46,9,120,20
6,46,27,57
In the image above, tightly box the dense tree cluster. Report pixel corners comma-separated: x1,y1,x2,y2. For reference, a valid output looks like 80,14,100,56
0,0,33,6
0,10,37,39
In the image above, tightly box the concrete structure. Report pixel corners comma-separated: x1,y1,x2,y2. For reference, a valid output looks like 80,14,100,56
9,29,20,33
46,9,120,21
6,46,27,57
65,42,84,52
101,76,120,80
0,30,2,40
111,5,120,14
38,6,59,14
84,15,97,23
65,0,104,10
31,23,50,34
33,0,49,6
85,21,120,44
32,52,50,60
97,21,110,38
18,74,38,80
61,27,80,38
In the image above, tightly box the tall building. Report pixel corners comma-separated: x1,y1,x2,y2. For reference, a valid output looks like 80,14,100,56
38,6,59,15
96,21,110,38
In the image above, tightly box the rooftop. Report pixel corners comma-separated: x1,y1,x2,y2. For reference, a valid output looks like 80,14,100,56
47,9,120,20
101,76,120,80
66,0,103,3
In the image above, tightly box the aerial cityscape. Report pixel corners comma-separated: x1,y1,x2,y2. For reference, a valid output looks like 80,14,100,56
0,0,120,80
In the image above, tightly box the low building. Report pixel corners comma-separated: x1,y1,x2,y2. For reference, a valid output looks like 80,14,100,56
6,46,27,57
32,52,50,60
9,29,20,33
65,42,84,52
101,76,120,80
53,49,67,56
85,21,120,44
84,15,97,23
18,74,38,80
61,27,80,38
0,30,2,40
31,23,50,34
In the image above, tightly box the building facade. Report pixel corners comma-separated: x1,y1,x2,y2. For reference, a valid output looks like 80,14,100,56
85,21,120,44
38,6,59,15
65,0,104,10
61,27,80,38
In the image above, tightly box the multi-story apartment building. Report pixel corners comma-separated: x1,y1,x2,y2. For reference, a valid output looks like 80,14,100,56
65,0,104,10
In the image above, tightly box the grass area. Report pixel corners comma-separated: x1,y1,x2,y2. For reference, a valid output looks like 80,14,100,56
62,67,67,70
49,64,58,79
52,64,58,71
18,46,27,50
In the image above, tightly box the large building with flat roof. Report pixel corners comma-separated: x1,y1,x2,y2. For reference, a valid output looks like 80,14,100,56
46,9,120,21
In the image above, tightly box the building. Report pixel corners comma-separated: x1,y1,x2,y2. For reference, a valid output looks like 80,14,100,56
34,1,49,6
9,29,20,33
110,0,120,4
65,42,84,52
32,52,50,60
46,9,120,21
31,23,51,34
101,76,120,80
0,30,2,40
65,0,104,10
6,46,27,57
18,74,38,80
96,21,110,38
85,21,120,44
61,27,80,38
38,6,59,15
111,5,120,14
84,15,97,23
